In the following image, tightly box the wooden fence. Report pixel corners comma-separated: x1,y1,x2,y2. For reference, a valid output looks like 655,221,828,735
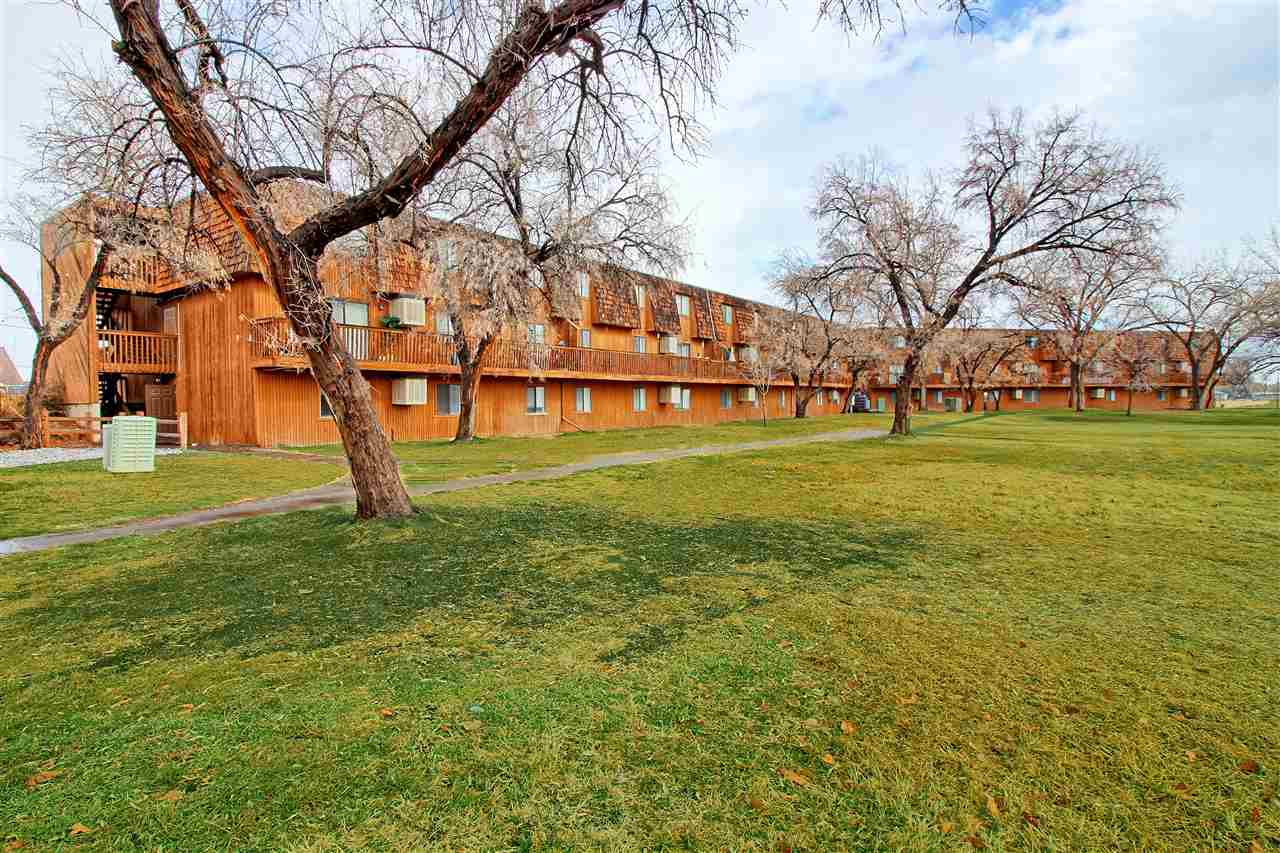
0,412,188,449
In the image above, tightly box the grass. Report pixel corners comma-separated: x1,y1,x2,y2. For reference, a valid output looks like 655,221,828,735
1,408,1277,850
0,452,342,539
294,411,890,484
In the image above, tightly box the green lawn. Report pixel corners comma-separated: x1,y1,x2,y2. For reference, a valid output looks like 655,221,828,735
0,452,342,539
295,411,889,484
1,410,1277,850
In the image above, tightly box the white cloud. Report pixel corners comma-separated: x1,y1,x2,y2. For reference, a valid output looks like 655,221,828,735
1,0,1276,375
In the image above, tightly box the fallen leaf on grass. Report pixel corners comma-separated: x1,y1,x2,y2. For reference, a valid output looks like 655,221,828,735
821,754,835,766
986,795,1003,819
840,720,856,735
67,824,92,837
1185,751,1197,762
964,835,986,849
1022,812,1040,828
154,790,184,802
461,720,483,732
177,704,194,715
748,796,765,812
377,707,396,719
1250,806,1261,824
802,718,820,729
778,769,810,787
6,840,27,850
25,770,60,789
1239,759,1261,774
937,819,954,834
1250,841,1263,853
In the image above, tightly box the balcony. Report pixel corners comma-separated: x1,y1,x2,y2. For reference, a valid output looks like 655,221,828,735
247,317,776,385
97,330,179,373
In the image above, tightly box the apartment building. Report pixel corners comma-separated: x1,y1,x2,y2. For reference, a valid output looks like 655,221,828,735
44,205,854,447
43,205,1199,447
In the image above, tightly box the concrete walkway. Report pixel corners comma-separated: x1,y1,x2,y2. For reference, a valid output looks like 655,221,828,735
0,427,883,556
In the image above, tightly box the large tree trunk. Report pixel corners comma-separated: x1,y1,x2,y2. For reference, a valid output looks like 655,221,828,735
890,353,918,435
19,339,53,449
454,361,482,442
1071,362,1086,412
1190,361,1204,410
307,334,413,518
1126,387,1134,416
794,382,810,418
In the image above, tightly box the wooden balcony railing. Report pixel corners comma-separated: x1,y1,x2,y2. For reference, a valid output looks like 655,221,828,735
248,317,849,385
97,330,179,373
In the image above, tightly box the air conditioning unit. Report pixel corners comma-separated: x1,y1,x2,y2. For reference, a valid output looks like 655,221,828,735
658,384,681,404
738,387,757,403
1090,388,1106,399
1177,388,1190,398
392,377,428,406
659,336,680,355
1012,389,1023,400
388,296,426,326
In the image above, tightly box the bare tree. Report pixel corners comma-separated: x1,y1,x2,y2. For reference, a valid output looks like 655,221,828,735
736,310,785,424
411,99,688,441
807,109,1178,435
768,258,858,417
1102,333,1161,415
837,327,889,411
1140,255,1278,410
945,327,1027,412
51,0,979,516
1011,249,1156,412
0,192,227,448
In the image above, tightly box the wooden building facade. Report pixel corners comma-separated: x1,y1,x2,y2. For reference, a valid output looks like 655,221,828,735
43,204,1200,448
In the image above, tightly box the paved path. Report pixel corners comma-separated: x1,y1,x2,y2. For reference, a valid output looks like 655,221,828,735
0,427,883,556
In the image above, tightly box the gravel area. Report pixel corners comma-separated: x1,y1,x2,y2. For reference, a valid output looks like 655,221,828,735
0,447,184,469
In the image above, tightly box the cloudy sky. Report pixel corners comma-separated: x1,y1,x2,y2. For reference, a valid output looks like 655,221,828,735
1,0,1276,376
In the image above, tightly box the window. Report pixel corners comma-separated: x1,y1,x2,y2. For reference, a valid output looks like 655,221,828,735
436,238,457,270
320,391,333,418
527,323,546,345
722,347,734,362
528,267,545,290
1025,389,1040,403
1025,335,1039,349
633,335,647,354
739,345,757,363
676,294,690,316
779,390,787,412
435,383,461,416
1106,388,1117,402
680,387,692,410
722,304,733,325
435,312,453,335
633,284,646,308
889,365,904,382
1157,389,1168,401
526,385,546,414
933,390,943,404
831,389,839,404
633,386,647,412
679,342,691,358
329,299,369,326
575,386,592,413
575,270,590,298
720,388,733,409
579,329,591,348
892,335,906,349
1178,361,1190,372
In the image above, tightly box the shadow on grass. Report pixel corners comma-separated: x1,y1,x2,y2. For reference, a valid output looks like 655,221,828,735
4,502,922,674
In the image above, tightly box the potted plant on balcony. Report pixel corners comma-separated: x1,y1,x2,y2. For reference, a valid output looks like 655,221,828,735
381,315,405,330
